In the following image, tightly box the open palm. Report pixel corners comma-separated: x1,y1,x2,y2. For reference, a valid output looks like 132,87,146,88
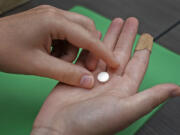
31,18,180,135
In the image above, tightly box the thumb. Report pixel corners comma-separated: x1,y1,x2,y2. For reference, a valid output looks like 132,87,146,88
123,84,180,124
32,52,94,89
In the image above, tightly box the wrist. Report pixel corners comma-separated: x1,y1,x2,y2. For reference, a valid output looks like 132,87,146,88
31,117,68,135
31,127,60,135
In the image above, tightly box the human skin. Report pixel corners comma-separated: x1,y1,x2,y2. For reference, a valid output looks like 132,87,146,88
0,5,119,89
31,18,180,135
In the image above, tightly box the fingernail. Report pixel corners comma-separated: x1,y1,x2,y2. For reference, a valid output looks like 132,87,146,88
80,75,94,88
171,90,179,97
171,87,180,97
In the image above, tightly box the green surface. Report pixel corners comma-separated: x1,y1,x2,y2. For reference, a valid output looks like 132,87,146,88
0,6,180,135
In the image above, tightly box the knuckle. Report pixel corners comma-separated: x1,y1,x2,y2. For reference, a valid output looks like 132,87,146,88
38,6,63,25
45,9,56,17
38,5,54,10
87,18,95,26
83,17,96,29
88,20,96,30
75,15,97,34
39,5,57,18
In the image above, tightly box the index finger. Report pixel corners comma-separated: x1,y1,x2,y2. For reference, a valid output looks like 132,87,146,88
51,17,119,68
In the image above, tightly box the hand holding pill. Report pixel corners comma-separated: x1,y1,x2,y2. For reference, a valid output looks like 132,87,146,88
32,17,180,135
0,5,119,89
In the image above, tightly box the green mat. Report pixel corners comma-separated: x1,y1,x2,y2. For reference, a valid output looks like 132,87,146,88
0,6,180,135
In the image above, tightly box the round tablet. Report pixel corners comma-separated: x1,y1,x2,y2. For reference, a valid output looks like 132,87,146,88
97,72,109,83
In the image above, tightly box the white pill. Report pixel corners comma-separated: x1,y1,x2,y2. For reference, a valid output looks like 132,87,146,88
97,72,109,83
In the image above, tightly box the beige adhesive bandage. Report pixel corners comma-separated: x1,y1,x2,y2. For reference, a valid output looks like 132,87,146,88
135,33,153,52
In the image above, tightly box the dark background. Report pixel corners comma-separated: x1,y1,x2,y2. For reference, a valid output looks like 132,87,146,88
1,0,180,134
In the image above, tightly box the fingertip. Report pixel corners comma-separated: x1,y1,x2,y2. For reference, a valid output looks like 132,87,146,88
110,55,120,69
80,74,94,89
112,18,124,24
86,57,98,71
141,33,154,40
153,83,180,97
113,61,120,69
106,18,124,35
105,58,120,70
83,50,98,71
126,17,139,25
170,85,180,97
